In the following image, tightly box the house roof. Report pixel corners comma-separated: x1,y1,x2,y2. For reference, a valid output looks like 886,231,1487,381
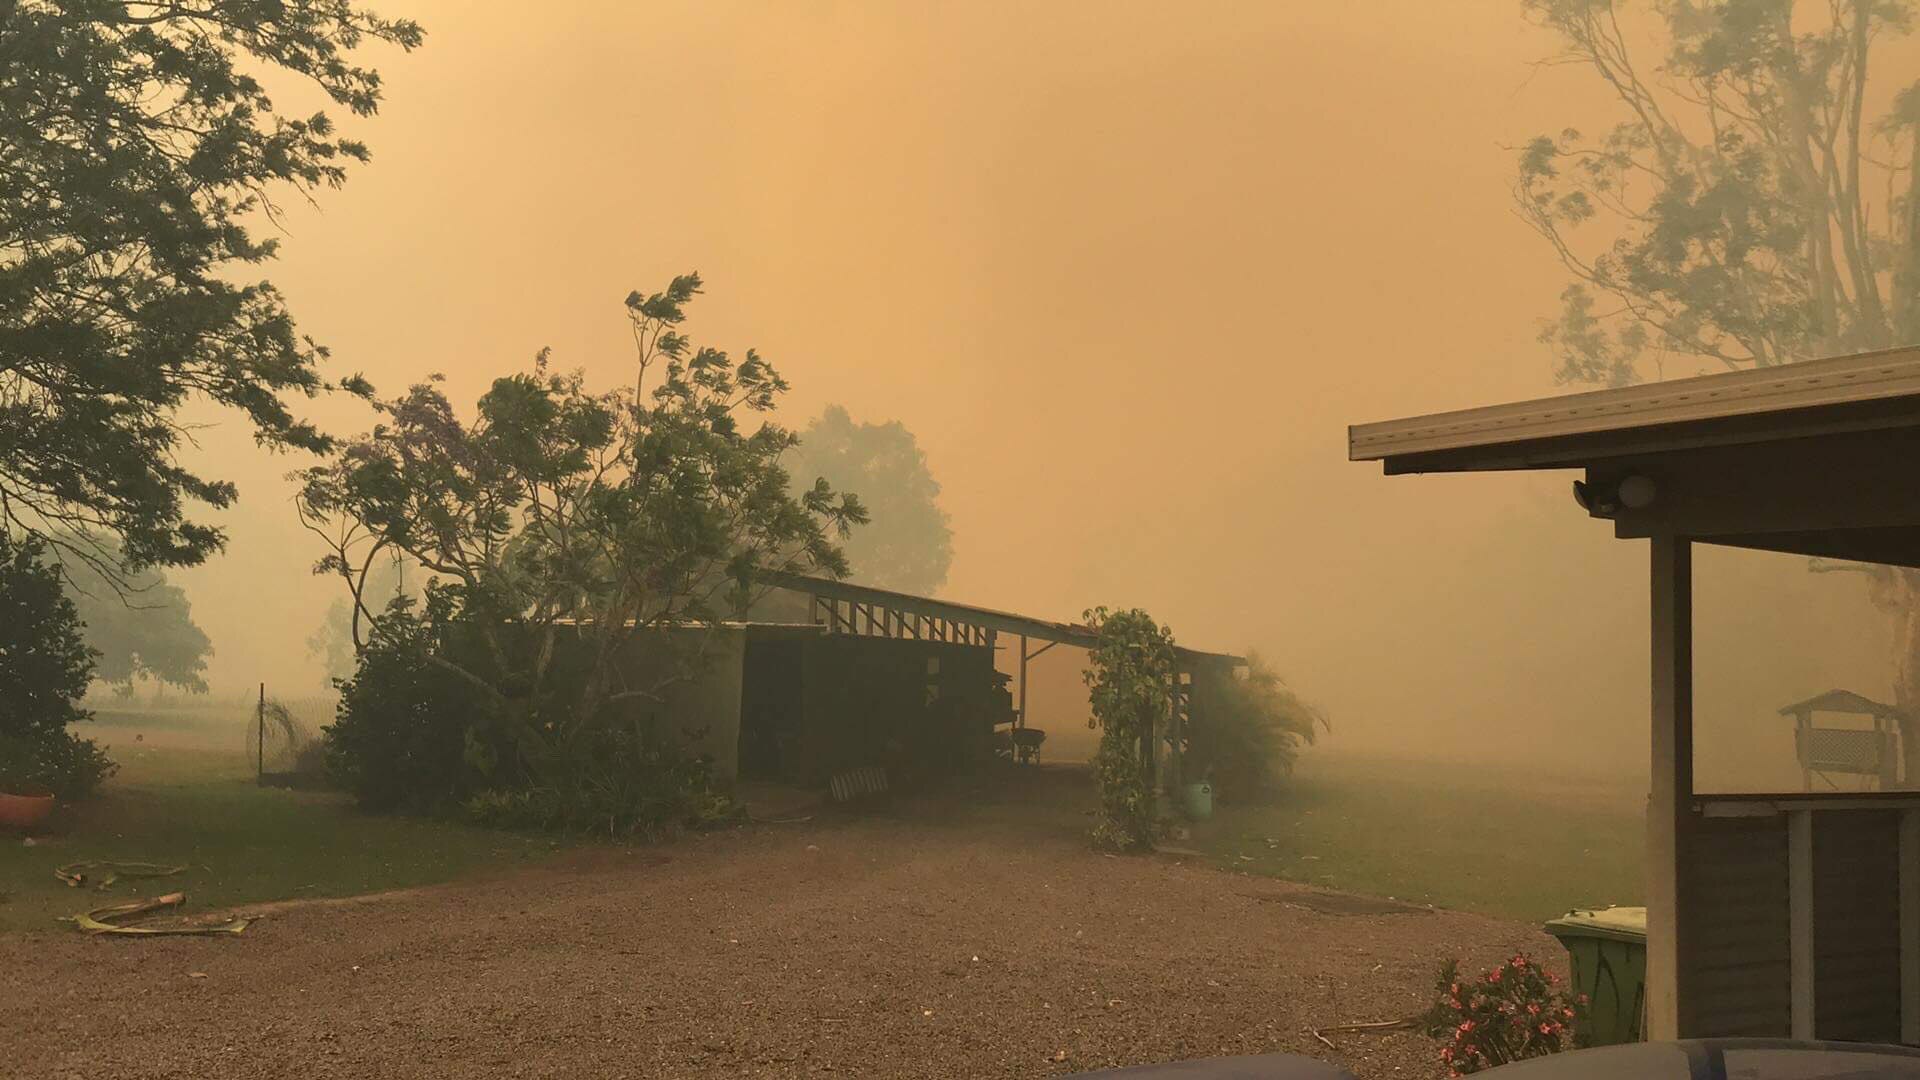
761,571,1246,667
1349,347,1920,475
1777,688,1903,719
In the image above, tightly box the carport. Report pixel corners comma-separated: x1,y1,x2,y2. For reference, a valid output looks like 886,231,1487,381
1351,348,1920,1045
762,571,1247,796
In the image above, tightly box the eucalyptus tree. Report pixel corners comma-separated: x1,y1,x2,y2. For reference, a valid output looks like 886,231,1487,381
1517,0,1920,774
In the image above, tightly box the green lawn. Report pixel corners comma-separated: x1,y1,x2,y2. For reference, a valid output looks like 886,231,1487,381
0,703,565,935
1188,749,1647,922
5,707,1646,934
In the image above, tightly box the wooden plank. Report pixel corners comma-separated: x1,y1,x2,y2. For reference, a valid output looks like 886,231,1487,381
1610,430,1920,540
1903,808,1920,1045
1814,810,1901,1042
1789,809,1815,1040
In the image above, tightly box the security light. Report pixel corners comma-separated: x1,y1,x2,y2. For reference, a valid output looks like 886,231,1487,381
1617,473,1657,509
1572,473,1656,518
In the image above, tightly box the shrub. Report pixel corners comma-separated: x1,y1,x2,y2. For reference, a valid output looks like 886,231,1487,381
328,601,736,837
1420,955,1587,1075
324,603,492,813
485,708,739,839
0,730,116,801
463,747,736,840
0,534,115,800
1083,606,1177,852
1187,653,1326,804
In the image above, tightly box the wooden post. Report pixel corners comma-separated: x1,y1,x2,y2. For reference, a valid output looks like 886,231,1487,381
1165,668,1184,802
1647,535,1692,1041
256,682,266,785
1018,634,1029,730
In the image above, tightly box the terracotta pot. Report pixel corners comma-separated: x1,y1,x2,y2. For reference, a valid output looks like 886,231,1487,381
0,790,54,830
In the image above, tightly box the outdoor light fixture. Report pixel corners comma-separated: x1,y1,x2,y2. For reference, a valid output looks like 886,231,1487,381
1617,473,1657,509
1572,473,1657,518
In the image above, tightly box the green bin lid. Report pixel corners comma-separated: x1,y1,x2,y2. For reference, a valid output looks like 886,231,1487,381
1543,905,1646,943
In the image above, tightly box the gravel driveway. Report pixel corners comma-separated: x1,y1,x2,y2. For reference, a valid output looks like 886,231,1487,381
2,767,1555,1079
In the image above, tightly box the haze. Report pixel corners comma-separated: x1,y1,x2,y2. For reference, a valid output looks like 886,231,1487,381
153,1,1904,782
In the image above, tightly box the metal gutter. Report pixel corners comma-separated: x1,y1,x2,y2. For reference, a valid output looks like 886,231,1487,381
1349,347,1920,463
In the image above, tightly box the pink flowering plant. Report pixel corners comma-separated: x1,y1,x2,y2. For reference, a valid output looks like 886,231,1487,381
1418,955,1587,1075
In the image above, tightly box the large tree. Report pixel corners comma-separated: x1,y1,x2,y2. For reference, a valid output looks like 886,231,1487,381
295,275,865,781
65,549,213,695
782,406,953,596
0,1,421,581
1517,0,1920,775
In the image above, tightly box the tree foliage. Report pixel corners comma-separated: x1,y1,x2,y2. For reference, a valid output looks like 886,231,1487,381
307,550,418,684
1082,606,1176,852
0,532,114,798
1519,0,1920,780
783,405,953,596
323,598,484,813
56,534,212,694
1518,0,1920,385
297,275,865,831
0,1,422,579
1187,653,1326,804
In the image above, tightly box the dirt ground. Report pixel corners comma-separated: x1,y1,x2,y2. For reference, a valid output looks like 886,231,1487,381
2,766,1556,1079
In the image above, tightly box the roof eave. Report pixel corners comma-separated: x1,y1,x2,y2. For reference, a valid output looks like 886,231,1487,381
1351,348,1920,473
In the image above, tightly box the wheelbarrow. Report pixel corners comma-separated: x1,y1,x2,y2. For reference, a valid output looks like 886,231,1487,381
1011,727,1046,765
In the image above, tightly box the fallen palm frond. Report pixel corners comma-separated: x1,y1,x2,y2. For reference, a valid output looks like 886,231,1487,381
61,892,252,936
54,860,188,890
1316,1018,1417,1034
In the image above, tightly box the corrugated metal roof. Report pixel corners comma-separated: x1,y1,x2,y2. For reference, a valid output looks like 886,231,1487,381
1349,347,1920,465
762,571,1246,666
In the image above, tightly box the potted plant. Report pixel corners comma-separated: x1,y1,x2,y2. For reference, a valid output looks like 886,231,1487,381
0,734,56,830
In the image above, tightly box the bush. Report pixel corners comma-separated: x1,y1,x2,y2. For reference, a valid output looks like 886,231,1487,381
0,534,115,800
1187,653,1325,804
1419,955,1587,1075
1083,606,1177,852
475,710,739,839
324,605,492,813
327,601,736,837
0,730,116,801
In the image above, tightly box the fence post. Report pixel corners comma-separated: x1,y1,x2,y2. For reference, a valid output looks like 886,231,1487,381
256,682,265,785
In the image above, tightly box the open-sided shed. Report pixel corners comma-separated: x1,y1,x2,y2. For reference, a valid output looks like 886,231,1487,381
761,572,1247,795
1351,347,1920,1046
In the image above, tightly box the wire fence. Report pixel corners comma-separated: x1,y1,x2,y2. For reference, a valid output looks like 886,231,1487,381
244,688,337,787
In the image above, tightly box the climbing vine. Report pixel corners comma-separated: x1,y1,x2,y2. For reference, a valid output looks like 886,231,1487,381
1082,606,1177,852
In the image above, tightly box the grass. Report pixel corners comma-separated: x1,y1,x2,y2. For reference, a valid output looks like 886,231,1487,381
0,702,566,935
1188,749,1647,922
4,704,1647,934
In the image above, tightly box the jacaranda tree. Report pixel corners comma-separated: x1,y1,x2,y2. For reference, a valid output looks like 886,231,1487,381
296,275,866,831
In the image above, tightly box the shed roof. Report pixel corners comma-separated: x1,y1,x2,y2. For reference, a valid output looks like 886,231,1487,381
761,571,1246,667
1349,347,1920,475
1777,688,1903,719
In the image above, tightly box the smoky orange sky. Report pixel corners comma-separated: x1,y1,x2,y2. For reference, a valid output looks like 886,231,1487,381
154,2,1910,777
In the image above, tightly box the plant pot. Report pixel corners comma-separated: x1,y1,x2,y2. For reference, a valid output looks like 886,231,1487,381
0,789,55,830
